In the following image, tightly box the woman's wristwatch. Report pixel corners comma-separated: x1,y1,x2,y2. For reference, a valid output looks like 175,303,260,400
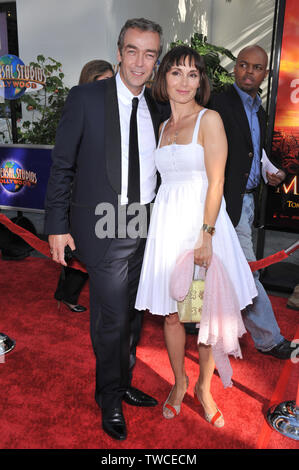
202,223,215,236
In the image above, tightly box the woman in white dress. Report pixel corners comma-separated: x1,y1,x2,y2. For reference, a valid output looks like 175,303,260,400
135,46,257,428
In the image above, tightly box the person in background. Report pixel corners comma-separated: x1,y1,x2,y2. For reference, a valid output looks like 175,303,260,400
209,45,295,360
54,60,114,313
287,284,299,311
78,59,114,84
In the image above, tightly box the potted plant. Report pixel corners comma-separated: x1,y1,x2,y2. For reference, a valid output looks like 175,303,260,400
171,33,236,93
0,55,69,145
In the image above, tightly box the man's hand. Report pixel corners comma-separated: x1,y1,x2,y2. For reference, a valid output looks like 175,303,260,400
48,234,76,266
267,169,286,187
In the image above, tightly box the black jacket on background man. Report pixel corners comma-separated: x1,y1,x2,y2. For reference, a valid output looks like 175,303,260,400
209,85,267,227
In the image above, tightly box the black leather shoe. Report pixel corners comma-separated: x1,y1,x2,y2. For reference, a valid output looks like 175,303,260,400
123,387,158,407
102,407,127,441
258,339,295,360
60,300,87,312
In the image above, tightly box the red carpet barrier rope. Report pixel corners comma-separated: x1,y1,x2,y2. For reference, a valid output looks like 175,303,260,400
0,213,298,273
248,251,288,271
0,213,87,272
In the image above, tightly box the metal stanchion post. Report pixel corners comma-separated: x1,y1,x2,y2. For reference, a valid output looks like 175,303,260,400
0,333,16,357
266,383,299,441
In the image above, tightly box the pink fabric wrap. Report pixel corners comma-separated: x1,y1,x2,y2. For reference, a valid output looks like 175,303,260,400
170,250,247,388
169,250,195,301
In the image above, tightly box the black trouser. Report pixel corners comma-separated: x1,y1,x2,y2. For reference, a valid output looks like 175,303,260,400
54,266,89,305
87,235,146,410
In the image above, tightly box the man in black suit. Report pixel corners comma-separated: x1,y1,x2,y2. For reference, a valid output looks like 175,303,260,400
45,18,168,440
209,45,294,360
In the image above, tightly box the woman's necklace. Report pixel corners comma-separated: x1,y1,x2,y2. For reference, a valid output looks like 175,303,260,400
167,129,179,145
166,108,200,145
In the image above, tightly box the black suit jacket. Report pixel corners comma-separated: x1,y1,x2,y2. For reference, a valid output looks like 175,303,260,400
209,85,267,227
44,76,168,266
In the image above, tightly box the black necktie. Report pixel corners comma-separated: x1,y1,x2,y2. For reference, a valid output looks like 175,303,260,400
127,97,140,204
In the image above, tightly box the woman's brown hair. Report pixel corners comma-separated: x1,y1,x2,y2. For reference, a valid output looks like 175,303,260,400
152,45,210,105
78,60,114,85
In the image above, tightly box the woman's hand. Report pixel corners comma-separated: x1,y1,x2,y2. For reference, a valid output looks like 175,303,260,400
194,232,212,268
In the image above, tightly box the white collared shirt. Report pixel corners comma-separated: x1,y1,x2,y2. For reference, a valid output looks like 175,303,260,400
116,72,157,205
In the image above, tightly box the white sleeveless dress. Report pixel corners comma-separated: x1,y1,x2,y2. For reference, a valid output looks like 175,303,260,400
135,109,257,387
136,108,257,316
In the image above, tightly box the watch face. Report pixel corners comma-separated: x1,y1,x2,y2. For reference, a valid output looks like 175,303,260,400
203,224,215,235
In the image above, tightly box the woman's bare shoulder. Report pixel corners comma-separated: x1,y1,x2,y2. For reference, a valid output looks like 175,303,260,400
202,108,223,124
200,109,225,134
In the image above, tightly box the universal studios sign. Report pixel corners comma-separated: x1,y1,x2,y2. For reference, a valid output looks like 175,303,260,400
0,54,46,101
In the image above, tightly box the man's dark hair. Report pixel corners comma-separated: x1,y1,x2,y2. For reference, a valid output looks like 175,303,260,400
117,18,163,58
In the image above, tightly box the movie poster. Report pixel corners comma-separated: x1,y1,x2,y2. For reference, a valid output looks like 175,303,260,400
265,0,299,232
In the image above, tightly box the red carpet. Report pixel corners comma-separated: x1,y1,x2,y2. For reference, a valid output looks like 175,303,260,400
0,257,298,450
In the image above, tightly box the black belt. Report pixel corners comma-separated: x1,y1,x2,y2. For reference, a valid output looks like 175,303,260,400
245,188,257,194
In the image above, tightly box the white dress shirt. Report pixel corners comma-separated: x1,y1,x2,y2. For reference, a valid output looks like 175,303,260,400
116,72,157,205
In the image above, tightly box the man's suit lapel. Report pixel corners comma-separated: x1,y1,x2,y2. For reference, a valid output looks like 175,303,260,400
105,77,122,194
257,107,266,153
229,86,253,150
144,88,161,145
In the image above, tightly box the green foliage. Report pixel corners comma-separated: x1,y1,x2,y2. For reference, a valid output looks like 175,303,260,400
0,55,69,145
171,33,236,93
17,55,69,145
